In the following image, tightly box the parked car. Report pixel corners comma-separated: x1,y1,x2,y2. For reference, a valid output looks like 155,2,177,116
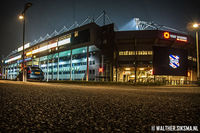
16,66,44,81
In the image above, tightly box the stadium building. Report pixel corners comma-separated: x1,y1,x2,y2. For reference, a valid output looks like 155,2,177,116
1,16,197,84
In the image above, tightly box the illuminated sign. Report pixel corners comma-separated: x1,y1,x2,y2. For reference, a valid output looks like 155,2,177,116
25,57,32,62
176,36,187,42
163,32,187,42
169,54,180,69
163,32,170,39
30,38,71,55
18,43,30,52
26,51,32,56
5,55,22,63
48,42,57,49
17,60,23,63
58,38,71,46
98,67,103,73
21,35,71,57
32,42,56,54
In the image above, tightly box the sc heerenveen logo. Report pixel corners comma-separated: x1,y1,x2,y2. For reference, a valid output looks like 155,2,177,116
169,54,180,69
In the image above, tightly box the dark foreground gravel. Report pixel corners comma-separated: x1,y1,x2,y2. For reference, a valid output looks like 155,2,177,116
0,80,199,132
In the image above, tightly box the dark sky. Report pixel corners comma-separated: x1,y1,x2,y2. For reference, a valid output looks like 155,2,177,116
0,0,199,58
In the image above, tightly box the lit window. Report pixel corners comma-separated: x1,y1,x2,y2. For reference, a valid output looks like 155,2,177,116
143,51,147,55
125,51,128,55
188,56,197,62
137,51,142,55
119,51,153,56
188,56,192,60
193,58,197,62
148,51,153,55
74,31,78,37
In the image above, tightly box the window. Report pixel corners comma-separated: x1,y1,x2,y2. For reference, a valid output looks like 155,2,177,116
59,33,71,41
89,70,95,74
93,70,95,74
119,51,153,56
188,56,197,62
59,50,71,58
90,60,95,65
74,31,78,37
63,71,70,74
89,45,99,52
71,29,90,45
148,51,152,55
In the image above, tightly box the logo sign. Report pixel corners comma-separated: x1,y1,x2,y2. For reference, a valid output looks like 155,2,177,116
163,32,170,39
163,32,187,42
169,54,180,69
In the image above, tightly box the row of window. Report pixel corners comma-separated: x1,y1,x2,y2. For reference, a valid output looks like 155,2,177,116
47,70,86,75
45,70,96,75
119,51,197,62
6,70,95,76
119,51,153,56
89,70,95,74
188,56,197,62
41,60,95,69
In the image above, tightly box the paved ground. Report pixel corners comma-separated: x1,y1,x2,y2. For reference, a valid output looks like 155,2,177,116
0,80,199,132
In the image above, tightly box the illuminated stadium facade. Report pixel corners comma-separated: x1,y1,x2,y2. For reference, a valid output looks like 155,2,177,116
1,22,197,84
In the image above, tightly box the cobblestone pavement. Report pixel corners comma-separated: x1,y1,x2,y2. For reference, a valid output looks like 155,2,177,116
0,80,199,132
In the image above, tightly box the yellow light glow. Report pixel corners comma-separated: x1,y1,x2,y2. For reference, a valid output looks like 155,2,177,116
193,23,199,28
124,68,131,71
149,69,153,75
187,72,190,77
123,71,131,75
176,38,187,42
26,51,32,56
130,75,135,78
163,32,170,39
74,31,78,37
19,15,24,20
139,68,145,71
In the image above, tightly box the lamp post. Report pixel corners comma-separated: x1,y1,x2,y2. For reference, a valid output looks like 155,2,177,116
192,23,199,80
19,2,32,82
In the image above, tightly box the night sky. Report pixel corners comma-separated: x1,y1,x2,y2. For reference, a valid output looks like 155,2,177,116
0,0,199,59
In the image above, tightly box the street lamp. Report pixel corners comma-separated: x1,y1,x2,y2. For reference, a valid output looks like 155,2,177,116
192,23,199,80
19,15,24,20
19,2,32,82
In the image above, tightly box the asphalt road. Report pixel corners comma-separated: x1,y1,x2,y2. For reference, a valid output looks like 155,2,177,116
0,80,199,132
